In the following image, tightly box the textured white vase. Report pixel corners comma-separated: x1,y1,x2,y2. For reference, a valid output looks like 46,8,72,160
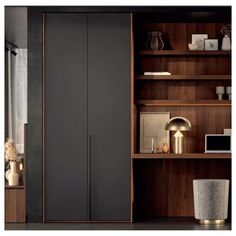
8,161,19,186
221,35,231,51
193,179,229,222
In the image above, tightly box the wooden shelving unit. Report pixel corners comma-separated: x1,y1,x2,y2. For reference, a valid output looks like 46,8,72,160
5,127,27,223
137,50,231,56
135,75,231,81
132,153,231,159
135,100,231,106
132,16,231,223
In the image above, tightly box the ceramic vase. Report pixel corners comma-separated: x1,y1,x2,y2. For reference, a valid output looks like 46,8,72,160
221,35,231,51
150,31,159,50
146,31,164,50
8,161,19,186
157,32,164,50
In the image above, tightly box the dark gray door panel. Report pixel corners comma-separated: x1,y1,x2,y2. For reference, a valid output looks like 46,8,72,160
44,13,88,221
88,13,131,221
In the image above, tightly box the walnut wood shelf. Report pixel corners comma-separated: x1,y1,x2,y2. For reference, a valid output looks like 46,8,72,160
135,100,231,106
135,75,231,81
137,50,231,56
132,153,231,159
5,185,25,189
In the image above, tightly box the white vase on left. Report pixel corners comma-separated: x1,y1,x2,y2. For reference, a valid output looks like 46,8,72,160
7,161,19,186
221,35,231,50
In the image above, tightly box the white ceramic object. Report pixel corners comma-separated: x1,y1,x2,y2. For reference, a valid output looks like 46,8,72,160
8,161,19,186
221,35,231,51
188,43,198,51
216,86,225,100
5,169,10,180
226,86,231,100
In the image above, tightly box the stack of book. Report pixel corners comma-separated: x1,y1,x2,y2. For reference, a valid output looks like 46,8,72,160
144,72,171,75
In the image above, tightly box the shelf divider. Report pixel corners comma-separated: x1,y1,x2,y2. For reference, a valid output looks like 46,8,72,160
135,75,231,81
137,50,231,56
135,100,231,106
132,153,231,159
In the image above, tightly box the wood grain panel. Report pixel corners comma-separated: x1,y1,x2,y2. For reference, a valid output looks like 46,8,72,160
137,50,231,56
5,189,25,223
134,159,231,219
137,106,231,153
136,80,231,100
132,153,231,159
137,23,228,51
136,75,231,80
133,19,231,223
137,57,231,75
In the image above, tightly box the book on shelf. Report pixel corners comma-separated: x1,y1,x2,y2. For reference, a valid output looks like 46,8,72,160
144,72,171,75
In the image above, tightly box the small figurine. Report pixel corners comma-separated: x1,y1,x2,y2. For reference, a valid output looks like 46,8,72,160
162,143,169,154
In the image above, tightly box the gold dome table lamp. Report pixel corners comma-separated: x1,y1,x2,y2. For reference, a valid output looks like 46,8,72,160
165,117,192,154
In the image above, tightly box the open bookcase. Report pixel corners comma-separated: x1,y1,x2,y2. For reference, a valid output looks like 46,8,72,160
131,12,231,223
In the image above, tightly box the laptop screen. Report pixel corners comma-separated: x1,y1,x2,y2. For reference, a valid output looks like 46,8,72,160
206,135,231,151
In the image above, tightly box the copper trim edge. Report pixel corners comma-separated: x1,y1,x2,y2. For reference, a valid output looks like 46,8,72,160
197,219,225,225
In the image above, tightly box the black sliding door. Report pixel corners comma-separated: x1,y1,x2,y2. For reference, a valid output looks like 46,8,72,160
88,13,131,221
44,13,88,221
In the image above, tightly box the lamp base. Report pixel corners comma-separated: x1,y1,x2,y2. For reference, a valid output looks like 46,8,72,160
174,131,183,154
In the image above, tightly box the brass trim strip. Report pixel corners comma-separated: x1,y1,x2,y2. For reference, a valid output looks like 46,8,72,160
197,219,225,225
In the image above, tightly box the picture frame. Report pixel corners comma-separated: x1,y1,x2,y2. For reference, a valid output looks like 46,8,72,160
192,34,208,50
204,39,218,50
140,112,170,153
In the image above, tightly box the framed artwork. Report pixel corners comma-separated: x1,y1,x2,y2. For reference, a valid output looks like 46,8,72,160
140,112,170,153
192,34,208,50
204,39,218,50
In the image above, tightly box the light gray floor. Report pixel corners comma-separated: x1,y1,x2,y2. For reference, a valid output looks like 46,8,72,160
5,218,231,230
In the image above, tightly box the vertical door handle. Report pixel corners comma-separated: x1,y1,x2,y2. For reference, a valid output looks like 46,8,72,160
88,134,92,220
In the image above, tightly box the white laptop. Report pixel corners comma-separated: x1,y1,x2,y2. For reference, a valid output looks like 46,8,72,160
205,134,231,153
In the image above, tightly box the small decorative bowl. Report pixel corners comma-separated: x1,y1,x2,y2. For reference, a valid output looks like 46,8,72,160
188,43,198,51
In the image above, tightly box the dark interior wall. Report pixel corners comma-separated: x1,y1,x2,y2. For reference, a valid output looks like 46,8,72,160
5,50,8,140
27,8,43,222
5,6,27,48
27,6,231,223
5,6,27,140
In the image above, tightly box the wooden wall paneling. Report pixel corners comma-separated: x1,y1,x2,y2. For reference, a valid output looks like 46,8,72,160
167,81,196,100
139,23,228,51
135,80,231,100
133,15,231,223
137,106,231,153
195,80,231,100
138,56,231,75
195,106,231,152
134,159,231,219
5,189,25,223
